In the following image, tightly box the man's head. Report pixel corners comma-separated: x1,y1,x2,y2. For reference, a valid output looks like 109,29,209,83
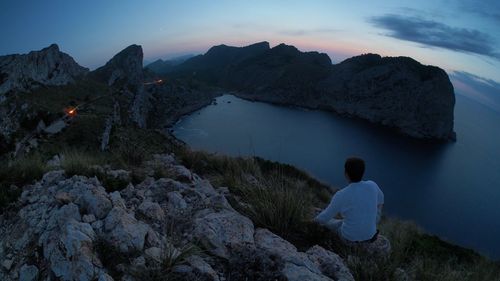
344,157,365,183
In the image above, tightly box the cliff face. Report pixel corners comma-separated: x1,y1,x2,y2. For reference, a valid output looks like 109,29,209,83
91,44,144,88
162,43,455,140
317,54,455,140
0,44,88,100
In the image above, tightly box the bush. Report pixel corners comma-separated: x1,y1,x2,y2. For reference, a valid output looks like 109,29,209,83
237,176,312,239
0,153,48,211
61,149,105,177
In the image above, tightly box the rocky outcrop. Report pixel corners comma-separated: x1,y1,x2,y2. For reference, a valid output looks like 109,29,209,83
316,54,455,140
0,44,88,99
0,154,361,281
91,45,143,88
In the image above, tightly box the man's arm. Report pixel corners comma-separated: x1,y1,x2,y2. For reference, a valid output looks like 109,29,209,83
314,193,342,224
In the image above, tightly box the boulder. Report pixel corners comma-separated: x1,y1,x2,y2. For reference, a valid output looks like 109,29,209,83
103,207,149,253
74,185,112,219
138,201,165,221
254,228,322,276
306,245,354,281
193,210,254,259
19,264,38,281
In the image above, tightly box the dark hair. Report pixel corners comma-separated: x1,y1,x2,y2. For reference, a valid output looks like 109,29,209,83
345,157,365,182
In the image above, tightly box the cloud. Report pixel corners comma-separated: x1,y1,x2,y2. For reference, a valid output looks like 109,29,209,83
458,0,500,24
450,71,500,111
369,14,500,60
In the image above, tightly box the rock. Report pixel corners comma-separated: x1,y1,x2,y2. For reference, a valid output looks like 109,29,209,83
138,201,165,221
193,210,254,259
100,116,113,151
19,264,39,281
103,207,149,253
306,245,354,281
42,170,65,186
83,214,96,223
2,259,13,270
41,219,99,281
54,191,72,204
254,228,321,275
91,44,143,87
171,165,192,182
0,44,88,97
187,255,220,281
43,120,66,134
144,246,162,262
98,272,115,281
254,228,330,280
282,263,332,281
106,169,130,181
74,185,112,219
109,191,126,209
359,234,392,257
167,191,188,210
131,256,146,267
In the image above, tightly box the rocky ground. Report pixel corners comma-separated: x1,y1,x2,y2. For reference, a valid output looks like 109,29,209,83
0,153,394,281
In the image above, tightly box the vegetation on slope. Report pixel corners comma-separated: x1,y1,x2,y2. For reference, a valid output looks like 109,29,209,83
1,128,499,280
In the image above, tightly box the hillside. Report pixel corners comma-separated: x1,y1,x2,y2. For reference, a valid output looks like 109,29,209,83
0,43,497,281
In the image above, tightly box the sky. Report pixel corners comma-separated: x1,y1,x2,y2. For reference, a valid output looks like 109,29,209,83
0,0,499,108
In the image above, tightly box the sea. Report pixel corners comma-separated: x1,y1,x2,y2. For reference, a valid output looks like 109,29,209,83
173,93,500,259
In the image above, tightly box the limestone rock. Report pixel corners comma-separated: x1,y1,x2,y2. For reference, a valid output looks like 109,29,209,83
193,210,255,259
19,264,39,281
282,263,332,281
306,245,354,281
91,44,143,87
138,201,165,221
0,44,88,96
103,207,149,253
186,255,220,281
74,185,112,219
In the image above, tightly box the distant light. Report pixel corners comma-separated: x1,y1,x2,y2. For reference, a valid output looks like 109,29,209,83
64,107,77,117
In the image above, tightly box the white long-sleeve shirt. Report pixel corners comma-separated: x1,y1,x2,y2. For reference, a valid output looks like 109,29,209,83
315,180,384,241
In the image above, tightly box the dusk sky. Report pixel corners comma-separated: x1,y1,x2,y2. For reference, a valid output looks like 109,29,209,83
1,0,499,108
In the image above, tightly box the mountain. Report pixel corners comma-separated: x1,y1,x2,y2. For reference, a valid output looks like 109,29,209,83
91,44,144,88
165,42,455,140
317,54,455,140
0,44,88,100
144,54,195,75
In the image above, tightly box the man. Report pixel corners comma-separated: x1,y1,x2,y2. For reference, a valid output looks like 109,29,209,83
314,157,384,242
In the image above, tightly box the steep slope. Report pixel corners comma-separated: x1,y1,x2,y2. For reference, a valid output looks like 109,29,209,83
317,54,455,139
0,44,88,100
91,44,144,88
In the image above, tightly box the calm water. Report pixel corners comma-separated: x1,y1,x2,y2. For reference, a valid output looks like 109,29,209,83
173,94,500,259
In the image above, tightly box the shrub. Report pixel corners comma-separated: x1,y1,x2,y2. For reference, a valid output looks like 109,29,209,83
237,176,312,239
60,149,104,177
0,153,48,211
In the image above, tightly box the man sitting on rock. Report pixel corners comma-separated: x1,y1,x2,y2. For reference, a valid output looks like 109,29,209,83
314,157,384,244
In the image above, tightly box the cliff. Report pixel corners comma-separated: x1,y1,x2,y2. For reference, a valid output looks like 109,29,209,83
0,44,88,100
91,44,144,88
164,43,456,140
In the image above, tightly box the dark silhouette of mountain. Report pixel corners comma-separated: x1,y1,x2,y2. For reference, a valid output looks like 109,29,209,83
156,42,455,140
90,44,144,87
